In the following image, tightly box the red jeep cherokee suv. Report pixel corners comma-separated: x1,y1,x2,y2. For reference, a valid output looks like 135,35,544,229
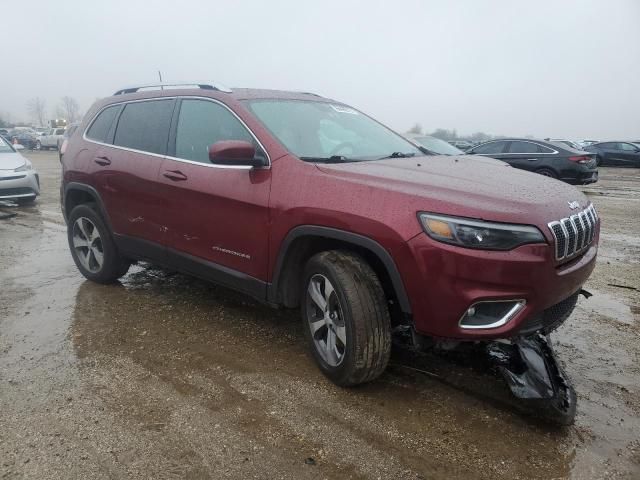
61,83,598,417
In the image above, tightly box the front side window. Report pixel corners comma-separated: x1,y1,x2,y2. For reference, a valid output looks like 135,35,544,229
472,141,507,155
86,105,120,143
619,142,638,151
245,100,421,161
114,100,174,155
174,99,257,163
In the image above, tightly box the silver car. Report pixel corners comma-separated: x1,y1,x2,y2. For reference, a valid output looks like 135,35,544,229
0,136,40,204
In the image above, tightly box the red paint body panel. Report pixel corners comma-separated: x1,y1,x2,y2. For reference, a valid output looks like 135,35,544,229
157,158,271,280
61,87,600,341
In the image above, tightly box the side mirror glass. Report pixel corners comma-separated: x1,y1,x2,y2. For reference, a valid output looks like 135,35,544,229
208,140,265,167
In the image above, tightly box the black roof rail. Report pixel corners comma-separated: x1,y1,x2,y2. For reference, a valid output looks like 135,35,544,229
113,82,232,96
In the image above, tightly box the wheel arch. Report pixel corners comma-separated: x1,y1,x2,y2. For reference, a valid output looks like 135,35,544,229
269,226,412,320
63,182,112,229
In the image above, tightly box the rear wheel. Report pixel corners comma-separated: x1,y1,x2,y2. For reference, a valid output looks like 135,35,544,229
67,204,130,283
536,168,558,179
301,251,391,386
35,140,41,151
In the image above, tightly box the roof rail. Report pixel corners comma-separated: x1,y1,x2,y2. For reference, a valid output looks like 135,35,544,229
113,82,232,95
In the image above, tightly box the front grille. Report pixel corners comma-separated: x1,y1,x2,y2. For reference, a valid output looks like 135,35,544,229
548,204,598,261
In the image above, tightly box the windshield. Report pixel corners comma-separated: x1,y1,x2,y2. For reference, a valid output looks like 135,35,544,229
245,100,421,161
412,136,463,155
0,136,15,153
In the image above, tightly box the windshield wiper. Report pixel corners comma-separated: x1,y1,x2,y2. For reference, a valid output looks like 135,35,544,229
300,155,351,163
378,152,416,160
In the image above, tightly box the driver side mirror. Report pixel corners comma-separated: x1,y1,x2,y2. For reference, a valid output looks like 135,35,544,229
208,140,265,167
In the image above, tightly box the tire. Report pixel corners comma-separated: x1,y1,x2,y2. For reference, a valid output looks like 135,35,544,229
67,203,130,284
596,156,602,167
35,140,41,150
536,168,558,179
301,250,391,386
16,196,36,205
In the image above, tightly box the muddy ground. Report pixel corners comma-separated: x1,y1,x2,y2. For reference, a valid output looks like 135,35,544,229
1,151,638,479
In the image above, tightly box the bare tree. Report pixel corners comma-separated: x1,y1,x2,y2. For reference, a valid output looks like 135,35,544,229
27,97,47,126
59,96,80,123
407,123,423,135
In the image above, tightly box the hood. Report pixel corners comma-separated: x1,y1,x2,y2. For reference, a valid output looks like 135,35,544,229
315,155,590,227
0,152,27,170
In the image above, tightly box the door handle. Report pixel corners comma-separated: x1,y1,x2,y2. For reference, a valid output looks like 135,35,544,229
94,156,111,166
163,170,188,181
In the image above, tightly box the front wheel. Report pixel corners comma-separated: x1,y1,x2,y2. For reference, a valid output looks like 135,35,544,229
67,204,130,283
301,251,391,386
35,140,41,150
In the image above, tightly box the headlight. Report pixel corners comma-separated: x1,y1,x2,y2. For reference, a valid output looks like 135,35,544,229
14,161,32,172
418,213,545,250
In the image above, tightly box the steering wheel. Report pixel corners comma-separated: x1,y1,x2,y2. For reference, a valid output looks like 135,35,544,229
329,142,355,157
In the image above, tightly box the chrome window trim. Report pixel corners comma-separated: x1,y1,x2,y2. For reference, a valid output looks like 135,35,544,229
458,299,527,330
83,96,271,170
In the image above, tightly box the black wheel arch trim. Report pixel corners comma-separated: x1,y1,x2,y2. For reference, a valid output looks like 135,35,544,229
63,182,112,229
269,225,412,314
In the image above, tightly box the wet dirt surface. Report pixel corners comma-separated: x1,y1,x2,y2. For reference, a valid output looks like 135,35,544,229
1,151,639,479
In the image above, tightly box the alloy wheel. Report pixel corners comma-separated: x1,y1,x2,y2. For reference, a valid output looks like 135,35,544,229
306,274,346,366
72,217,104,273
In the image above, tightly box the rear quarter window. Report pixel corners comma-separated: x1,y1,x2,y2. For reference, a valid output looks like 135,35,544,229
86,105,120,143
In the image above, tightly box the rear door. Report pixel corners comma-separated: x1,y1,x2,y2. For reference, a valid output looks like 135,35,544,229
88,99,175,249
504,140,548,172
157,97,272,288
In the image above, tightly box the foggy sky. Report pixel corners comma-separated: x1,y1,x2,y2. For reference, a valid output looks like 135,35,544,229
3,0,639,140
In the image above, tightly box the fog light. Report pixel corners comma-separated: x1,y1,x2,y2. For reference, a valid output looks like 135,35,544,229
459,300,526,329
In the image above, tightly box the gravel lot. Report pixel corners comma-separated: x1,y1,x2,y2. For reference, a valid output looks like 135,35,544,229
1,150,639,479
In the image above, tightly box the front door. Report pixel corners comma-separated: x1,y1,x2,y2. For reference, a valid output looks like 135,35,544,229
157,98,272,292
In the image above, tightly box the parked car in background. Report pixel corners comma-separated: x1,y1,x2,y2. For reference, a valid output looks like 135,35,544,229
35,127,49,135
58,123,79,160
467,138,598,184
579,140,599,147
546,139,583,150
8,129,39,150
407,135,465,155
0,135,40,204
448,140,474,151
37,127,66,150
584,141,640,167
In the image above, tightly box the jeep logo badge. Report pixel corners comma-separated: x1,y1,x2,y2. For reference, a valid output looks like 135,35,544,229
568,201,580,210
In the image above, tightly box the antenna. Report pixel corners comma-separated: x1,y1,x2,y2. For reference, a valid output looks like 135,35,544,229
158,71,163,90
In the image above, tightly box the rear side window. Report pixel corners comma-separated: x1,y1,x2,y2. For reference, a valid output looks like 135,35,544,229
86,105,120,143
174,99,257,163
114,100,174,155
473,141,506,155
508,141,540,154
